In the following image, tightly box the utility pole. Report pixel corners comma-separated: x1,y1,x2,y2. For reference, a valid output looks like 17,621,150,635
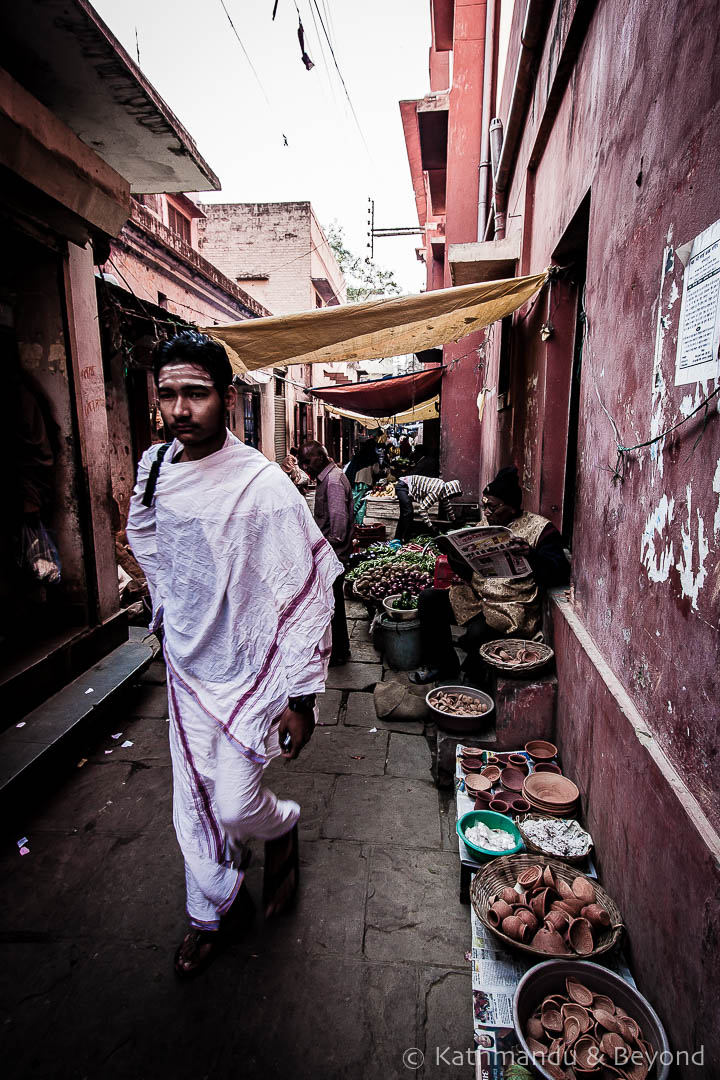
366,196,423,259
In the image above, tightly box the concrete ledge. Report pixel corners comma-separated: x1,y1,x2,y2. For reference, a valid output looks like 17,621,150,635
0,638,153,808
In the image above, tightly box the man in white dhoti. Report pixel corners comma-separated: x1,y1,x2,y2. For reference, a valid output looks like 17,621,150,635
126,331,342,978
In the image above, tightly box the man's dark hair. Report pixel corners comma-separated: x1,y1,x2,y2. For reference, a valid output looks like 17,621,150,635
153,331,233,395
298,440,328,461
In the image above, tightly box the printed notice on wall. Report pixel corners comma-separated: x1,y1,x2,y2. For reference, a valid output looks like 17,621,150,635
675,218,720,385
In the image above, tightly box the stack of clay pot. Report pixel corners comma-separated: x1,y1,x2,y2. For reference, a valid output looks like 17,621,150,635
524,977,654,1079
487,864,611,956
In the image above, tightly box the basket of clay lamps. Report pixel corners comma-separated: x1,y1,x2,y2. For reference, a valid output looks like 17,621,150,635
479,638,554,676
470,853,623,961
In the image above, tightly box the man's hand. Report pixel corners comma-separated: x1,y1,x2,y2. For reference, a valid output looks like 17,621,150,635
278,705,316,761
506,537,531,557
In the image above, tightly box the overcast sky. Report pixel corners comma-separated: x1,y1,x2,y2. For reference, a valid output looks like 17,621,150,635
93,0,431,295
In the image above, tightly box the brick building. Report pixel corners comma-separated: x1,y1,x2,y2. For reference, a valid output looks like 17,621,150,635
198,202,356,464
400,0,720,1066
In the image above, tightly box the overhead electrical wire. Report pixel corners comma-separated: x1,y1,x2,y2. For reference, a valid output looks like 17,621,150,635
308,0,372,159
218,0,290,145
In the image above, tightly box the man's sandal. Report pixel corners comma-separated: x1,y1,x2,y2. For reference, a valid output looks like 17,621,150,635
262,823,299,919
173,928,224,980
174,882,255,978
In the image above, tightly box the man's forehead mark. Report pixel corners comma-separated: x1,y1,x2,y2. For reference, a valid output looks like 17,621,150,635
158,363,215,389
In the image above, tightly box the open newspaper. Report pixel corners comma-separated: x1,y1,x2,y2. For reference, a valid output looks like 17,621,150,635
438,526,531,579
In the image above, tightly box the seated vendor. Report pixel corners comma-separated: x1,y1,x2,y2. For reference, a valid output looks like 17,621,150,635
409,465,570,684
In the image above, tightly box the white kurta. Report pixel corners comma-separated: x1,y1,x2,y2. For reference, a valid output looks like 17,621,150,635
127,432,342,926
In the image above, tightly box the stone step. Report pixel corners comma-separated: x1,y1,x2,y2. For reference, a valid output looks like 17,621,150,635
0,638,153,809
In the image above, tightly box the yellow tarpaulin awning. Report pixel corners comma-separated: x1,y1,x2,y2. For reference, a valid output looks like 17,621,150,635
202,272,548,372
322,394,441,428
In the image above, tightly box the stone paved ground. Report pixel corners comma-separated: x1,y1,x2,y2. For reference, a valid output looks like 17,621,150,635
0,605,471,1080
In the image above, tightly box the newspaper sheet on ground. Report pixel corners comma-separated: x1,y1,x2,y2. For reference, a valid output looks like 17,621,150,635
438,526,531,579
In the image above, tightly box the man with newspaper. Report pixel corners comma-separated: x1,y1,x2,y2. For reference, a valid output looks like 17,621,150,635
409,466,569,684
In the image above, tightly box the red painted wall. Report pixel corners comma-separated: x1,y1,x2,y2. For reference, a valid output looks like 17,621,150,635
440,0,488,497
488,0,720,1065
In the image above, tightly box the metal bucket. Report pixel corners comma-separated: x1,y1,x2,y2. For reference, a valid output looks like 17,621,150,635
378,615,422,671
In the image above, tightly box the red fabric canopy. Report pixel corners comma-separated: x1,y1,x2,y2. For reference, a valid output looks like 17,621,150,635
311,367,443,417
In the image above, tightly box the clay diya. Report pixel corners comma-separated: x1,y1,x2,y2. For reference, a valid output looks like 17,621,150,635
544,909,570,933
487,899,513,926
561,1002,592,1033
514,905,538,929
583,904,611,929
526,1016,545,1041
533,927,569,954
567,916,594,955
572,1035,601,1072
517,865,543,889
501,915,528,942
540,1002,564,1034
566,979,594,1007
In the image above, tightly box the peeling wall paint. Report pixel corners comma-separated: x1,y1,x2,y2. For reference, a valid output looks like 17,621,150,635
714,457,720,536
640,493,675,582
676,484,709,608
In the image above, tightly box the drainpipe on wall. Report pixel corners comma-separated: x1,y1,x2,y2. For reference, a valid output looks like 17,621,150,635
492,0,551,240
482,118,504,241
477,0,499,241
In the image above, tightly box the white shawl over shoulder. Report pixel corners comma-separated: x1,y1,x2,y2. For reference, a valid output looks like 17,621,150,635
127,433,342,757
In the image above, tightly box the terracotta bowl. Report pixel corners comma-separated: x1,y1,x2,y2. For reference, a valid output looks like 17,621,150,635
534,762,562,774
525,740,558,762
501,767,526,792
481,765,502,784
508,797,531,813
474,791,493,808
489,798,510,814
465,772,493,796
460,758,485,773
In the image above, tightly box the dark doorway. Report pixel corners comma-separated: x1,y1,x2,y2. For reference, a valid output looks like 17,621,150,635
550,193,590,550
243,391,260,449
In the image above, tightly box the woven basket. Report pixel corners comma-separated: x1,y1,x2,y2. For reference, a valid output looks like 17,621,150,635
515,813,593,866
479,638,554,676
470,853,623,961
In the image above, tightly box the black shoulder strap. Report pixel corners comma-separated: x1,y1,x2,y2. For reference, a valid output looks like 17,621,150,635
141,443,171,507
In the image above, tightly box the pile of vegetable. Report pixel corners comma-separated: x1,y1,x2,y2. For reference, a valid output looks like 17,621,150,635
390,591,418,611
367,481,396,498
350,547,436,601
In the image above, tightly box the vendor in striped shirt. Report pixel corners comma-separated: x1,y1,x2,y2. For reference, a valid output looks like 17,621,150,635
395,472,463,542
